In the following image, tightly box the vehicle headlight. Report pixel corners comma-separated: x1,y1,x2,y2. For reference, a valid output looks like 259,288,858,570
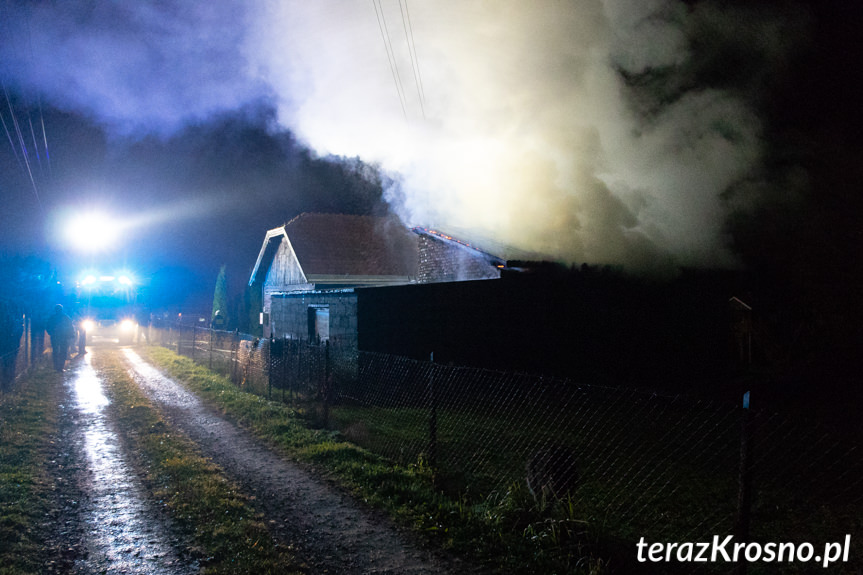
82,319,95,332
120,319,136,332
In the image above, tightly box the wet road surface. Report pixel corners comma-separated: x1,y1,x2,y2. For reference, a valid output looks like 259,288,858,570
120,347,455,574
63,353,196,575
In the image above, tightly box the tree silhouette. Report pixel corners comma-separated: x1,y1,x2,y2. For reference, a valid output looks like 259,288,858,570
211,264,228,327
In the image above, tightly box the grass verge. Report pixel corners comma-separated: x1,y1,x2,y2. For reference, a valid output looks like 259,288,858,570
0,367,58,575
92,350,300,575
139,345,612,574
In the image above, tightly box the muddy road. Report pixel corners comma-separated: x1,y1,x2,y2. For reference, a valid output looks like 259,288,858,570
45,352,197,574
47,346,456,574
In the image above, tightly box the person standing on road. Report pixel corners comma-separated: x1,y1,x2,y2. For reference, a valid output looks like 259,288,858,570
45,304,75,372
72,306,87,355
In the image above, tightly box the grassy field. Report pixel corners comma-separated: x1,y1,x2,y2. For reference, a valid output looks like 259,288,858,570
326,391,746,539
329,385,862,573
0,367,59,575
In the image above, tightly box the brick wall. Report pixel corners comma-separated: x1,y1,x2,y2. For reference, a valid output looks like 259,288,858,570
270,290,358,348
417,235,500,283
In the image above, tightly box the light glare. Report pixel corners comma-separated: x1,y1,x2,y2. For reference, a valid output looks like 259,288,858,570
65,212,121,252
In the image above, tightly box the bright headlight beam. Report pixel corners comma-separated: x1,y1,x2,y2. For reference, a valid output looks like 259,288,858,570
65,211,121,252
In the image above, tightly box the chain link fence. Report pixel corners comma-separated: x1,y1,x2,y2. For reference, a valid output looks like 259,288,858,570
1,313,44,392
151,324,862,557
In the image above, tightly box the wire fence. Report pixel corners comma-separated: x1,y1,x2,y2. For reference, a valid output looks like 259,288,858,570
0,314,44,392
151,324,862,558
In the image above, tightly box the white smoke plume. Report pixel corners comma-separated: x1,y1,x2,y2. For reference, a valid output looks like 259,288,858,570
1,0,790,272
248,0,770,271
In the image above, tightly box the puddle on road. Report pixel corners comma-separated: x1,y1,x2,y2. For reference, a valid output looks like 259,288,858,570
68,353,194,575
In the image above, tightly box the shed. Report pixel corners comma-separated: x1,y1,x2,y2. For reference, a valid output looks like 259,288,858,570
249,213,418,338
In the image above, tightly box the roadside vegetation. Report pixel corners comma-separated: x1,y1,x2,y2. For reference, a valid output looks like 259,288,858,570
0,367,58,575
93,351,301,575
140,345,612,574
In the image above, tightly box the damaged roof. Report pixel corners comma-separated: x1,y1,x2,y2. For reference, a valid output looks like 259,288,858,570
249,213,418,286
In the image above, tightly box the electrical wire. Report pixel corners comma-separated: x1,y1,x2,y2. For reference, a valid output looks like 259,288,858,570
25,11,49,181
400,0,426,118
27,111,43,178
1,106,26,175
2,80,43,212
372,0,407,118
39,100,50,177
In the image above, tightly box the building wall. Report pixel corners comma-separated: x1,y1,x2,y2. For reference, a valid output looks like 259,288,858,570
263,238,311,315
266,237,306,286
357,272,734,394
269,291,358,348
417,235,500,283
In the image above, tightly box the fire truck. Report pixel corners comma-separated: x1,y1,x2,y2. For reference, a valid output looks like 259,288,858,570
75,272,139,345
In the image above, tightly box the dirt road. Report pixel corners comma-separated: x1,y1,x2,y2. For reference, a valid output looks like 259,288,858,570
47,346,455,574
44,352,197,574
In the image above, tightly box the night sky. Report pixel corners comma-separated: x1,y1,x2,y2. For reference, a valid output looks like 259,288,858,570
1,1,861,317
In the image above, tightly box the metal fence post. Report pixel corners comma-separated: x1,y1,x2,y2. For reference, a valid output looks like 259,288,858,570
268,335,274,400
231,330,238,385
209,327,214,370
25,315,30,367
294,339,300,403
428,351,438,471
281,337,286,404
306,339,312,391
322,340,331,428
735,390,753,575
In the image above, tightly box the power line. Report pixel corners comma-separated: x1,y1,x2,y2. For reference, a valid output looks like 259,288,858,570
1,105,26,173
400,0,426,118
372,0,407,118
2,81,43,212
27,111,43,178
38,99,50,177
0,3,49,211
25,9,50,180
